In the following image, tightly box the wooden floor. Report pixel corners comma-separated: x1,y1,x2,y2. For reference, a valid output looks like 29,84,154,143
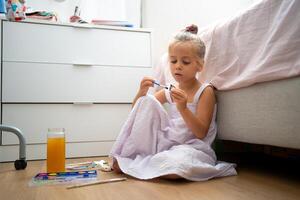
0,154,299,200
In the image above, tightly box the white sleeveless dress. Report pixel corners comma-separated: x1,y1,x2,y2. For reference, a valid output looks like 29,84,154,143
110,83,237,181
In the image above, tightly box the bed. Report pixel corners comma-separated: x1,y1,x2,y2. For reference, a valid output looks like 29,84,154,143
216,76,300,149
154,0,300,150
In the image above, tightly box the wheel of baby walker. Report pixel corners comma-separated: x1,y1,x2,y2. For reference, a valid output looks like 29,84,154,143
14,159,27,170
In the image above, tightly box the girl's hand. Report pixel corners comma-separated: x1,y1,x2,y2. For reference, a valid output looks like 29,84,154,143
170,87,188,111
138,77,154,97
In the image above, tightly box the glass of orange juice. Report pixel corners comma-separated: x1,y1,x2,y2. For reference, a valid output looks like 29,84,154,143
47,128,65,173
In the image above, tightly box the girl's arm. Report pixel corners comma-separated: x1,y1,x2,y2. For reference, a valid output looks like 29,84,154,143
171,86,216,139
132,77,154,107
154,89,167,104
132,77,167,107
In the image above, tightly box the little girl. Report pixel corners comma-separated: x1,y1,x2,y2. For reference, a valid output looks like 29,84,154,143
110,29,237,181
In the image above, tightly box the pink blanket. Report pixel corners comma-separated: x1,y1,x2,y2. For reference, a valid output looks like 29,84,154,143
198,0,300,90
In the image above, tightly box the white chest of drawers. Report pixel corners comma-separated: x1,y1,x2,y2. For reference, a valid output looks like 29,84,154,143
0,20,152,162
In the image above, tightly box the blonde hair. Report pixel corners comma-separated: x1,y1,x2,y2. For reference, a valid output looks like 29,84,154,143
169,31,206,61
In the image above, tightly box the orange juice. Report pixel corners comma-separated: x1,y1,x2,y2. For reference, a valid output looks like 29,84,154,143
47,129,65,173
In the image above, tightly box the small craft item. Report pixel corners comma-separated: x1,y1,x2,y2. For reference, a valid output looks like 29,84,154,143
96,160,112,172
66,160,112,172
5,0,26,21
26,11,57,21
69,5,87,23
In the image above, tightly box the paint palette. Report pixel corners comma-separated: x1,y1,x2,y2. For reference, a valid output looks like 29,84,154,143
30,170,97,186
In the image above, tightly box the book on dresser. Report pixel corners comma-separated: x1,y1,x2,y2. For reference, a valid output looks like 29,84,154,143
91,19,133,27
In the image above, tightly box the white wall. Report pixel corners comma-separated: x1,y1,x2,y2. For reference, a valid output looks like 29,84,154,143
25,0,257,62
26,0,141,27
142,0,257,65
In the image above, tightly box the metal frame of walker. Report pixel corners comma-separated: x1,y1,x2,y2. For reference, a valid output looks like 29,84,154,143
0,125,27,170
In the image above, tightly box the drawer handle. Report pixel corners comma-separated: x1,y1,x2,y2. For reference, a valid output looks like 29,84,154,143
73,102,94,105
73,63,93,67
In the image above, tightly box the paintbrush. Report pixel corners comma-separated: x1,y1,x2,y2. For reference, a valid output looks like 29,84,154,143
153,81,174,91
66,177,127,189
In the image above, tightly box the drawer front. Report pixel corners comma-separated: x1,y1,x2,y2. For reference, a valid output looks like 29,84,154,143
3,62,151,102
3,21,151,67
2,104,131,145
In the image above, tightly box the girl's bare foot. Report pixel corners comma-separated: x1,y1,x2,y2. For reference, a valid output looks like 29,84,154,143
112,158,123,174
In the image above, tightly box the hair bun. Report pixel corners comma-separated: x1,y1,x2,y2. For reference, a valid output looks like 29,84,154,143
185,24,198,34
